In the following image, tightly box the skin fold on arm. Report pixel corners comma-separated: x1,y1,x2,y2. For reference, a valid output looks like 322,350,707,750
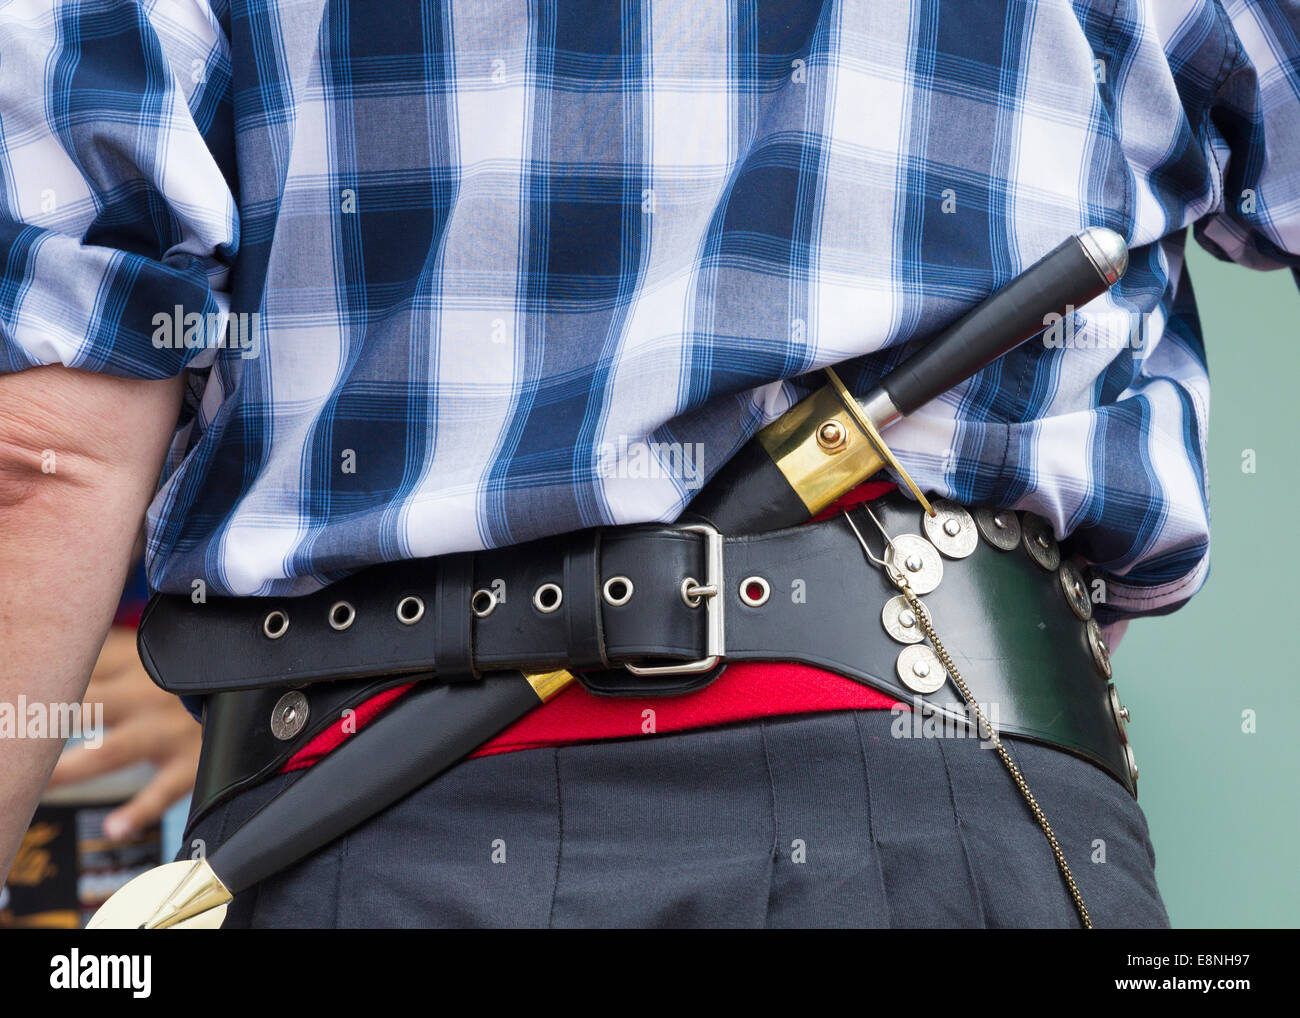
0,365,182,875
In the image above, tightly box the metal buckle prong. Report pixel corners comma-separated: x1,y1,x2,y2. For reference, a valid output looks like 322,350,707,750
625,522,725,676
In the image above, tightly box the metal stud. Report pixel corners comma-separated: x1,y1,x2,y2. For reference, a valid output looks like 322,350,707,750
396,595,425,625
738,576,770,607
262,609,289,640
896,644,946,694
881,593,926,644
328,600,356,631
974,507,1021,551
1107,683,1138,793
1086,619,1112,680
923,499,978,558
884,533,943,595
1121,741,1139,791
602,576,634,607
471,589,498,618
1020,513,1061,571
816,419,848,452
1057,561,1092,621
270,690,309,741
1108,683,1130,739
532,583,563,614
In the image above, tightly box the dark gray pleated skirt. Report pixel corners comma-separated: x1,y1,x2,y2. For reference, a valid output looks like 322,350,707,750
186,710,1168,928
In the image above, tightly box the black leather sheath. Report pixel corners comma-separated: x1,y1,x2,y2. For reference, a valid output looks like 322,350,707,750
141,490,1138,829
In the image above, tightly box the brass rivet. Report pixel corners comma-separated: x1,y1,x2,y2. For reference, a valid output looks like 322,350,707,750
816,419,848,452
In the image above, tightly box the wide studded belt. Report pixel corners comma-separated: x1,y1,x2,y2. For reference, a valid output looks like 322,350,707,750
139,491,1139,825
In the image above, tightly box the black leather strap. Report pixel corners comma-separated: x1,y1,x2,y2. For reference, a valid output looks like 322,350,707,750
434,553,477,680
137,527,712,693
141,492,1137,799
562,531,609,669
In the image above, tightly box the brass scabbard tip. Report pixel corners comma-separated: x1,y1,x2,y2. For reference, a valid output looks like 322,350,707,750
522,669,578,703
87,858,231,930
143,858,233,930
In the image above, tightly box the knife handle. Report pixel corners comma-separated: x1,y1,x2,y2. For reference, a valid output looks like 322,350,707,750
879,227,1127,417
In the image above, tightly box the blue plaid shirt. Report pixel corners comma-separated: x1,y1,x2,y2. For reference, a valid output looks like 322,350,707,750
2,1,1298,621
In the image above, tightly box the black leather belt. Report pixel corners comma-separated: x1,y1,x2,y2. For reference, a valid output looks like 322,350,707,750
139,490,1139,830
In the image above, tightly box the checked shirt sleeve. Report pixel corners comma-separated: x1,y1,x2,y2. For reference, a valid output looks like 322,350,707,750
0,0,238,379
1194,1,1300,281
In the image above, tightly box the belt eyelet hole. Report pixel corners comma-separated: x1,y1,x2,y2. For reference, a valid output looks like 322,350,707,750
739,576,770,607
328,600,356,631
263,609,289,640
533,583,563,614
602,576,633,606
396,595,425,625
471,588,498,618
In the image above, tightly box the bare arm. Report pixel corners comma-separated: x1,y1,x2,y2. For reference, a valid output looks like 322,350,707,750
0,365,182,875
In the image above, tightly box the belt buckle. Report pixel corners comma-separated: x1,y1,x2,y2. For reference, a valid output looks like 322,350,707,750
624,522,725,676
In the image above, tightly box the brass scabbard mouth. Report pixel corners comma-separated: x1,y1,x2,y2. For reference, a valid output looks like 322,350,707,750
823,367,934,517
755,368,934,517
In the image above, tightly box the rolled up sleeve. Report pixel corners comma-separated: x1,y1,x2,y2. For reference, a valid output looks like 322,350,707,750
0,0,238,378
1195,1,1300,281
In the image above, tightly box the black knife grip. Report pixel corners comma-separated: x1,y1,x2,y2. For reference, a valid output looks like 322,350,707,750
880,232,1116,417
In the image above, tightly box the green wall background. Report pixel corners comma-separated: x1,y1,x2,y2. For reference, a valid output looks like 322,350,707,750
1119,241,1299,928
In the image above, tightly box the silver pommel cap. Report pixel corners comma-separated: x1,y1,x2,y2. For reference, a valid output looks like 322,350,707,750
1076,227,1129,286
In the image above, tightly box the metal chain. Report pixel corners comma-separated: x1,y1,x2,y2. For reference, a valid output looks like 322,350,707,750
891,572,1093,929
